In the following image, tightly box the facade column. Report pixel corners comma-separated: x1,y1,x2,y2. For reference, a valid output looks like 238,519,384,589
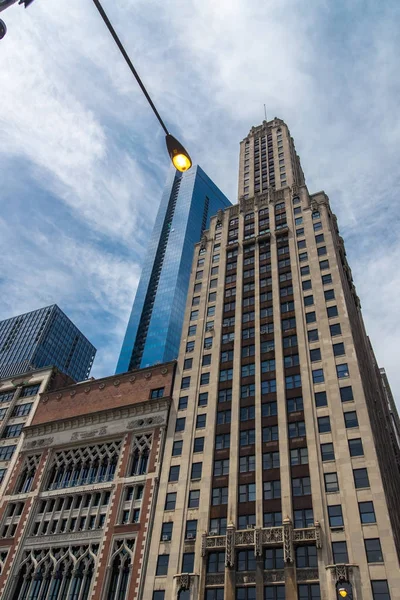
283,517,297,600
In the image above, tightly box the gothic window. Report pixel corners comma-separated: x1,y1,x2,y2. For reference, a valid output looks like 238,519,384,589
0,549,8,575
130,435,153,476
107,539,135,600
16,455,40,494
46,441,122,490
11,544,98,600
1,502,24,538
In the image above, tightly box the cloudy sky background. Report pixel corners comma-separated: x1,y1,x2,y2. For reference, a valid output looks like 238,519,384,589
1,0,399,402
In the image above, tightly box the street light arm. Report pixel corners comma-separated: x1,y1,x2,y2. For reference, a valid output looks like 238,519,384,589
92,0,170,136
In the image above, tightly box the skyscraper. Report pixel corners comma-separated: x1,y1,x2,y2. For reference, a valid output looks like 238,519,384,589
0,305,96,381
116,165,231,373
142,119,400,600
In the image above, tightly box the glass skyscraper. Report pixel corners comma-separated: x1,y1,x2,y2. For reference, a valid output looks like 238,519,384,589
116,165,231,372
0,305,96,381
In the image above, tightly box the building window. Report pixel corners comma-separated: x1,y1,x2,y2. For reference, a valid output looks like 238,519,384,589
322,273,332,284
300,265,310,275
209,518,227,536
212,487,228,505
156,554,169,575
344,411,358,428
161,522,173,541
0,390,15,403
204,336,213,349
340,386,353,402
315,391,327,407
165,493,177,510
353,468,369,489
283,335,297,348
321,442,335,461
263,480,281,499
299,252,308,262
262,401,277,416
318,416,331,433
359,501,376,524
241,429,256,446
319,260,329,270
332,541,348,564
317,246,327,256
237,549,256,571
327,306,339,318
306,312,316,323
298,584,321,600
214,459,230,476
178,397,188,410
219,389,232,403
285,375,302,390
172,441,183,456
169,466,180,482
175,418,186,432
198,392,208,406
238,514,256,530
336,363,349,378
263,452,280,470
302,280,312,290
217,410,231,425
290,447,308,466
310,348,321,362
294,509,314,528
328,505,343,527
191,462,202,480
262,426,278,442
365,539,383,563
312,369,324,384
239,483,256,502
296,545,317,567
333,342,345,356
242,383,256,398
349,438,363,457
196,414,206,429
264,547,284,569
182,551,195,571
20,384,40,397
2,424,23,438
324,472,339,492
264,512,282,527
313,222,322,232
200,373,210,385
207,552,225,573
288,421,306,438
284,354,299,368
292,477,311,496
181,377,190,390
304,295,314,307
371,581,391,600
264,586,285,600
240,406,255,421
287,396,303,413
241,364,255,377
153,592,165,600
188,490,200,508
0,445,16,460
12,403,32,417
215,433,230,449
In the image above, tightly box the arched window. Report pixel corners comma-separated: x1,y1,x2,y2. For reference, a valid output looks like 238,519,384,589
107,539,135,600
130,435,152,476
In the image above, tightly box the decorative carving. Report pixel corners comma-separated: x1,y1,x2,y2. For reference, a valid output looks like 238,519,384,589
129,376,136,383
42,395,49,404
99,383,105,390
235,529,255,546
293,528,317,544
201,532,207,557
177,573,191,590
25,529,102,546
127,416,164,430
24,437,53,449
291,183,299,198
314,521,322,549
84,386,91,394
296,568,319,581
205,535,226,551
334,564,348,582
225,525,236,567
283,517,294,563
56,393,62,401
70,390,76,397
113,380,120,387
161,368,168,375
144,372,152,379
262,527,283,544
236,572,256,584
263,570,285,583
205,573,225,586
70,427,107,442
254,528,262,557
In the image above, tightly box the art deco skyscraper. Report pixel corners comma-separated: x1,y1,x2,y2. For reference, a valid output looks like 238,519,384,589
142,119,400,600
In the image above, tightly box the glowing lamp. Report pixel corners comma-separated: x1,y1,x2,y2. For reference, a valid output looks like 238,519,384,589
166,134,192,172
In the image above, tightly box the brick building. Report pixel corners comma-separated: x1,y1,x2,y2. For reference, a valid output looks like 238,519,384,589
0,362,175,600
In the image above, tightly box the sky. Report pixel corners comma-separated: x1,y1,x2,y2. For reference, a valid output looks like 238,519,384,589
0,0,399,403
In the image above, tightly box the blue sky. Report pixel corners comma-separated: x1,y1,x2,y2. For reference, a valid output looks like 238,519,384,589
1,0,400,402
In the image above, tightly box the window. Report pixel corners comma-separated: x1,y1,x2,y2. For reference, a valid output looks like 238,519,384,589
241,429,256,445
236,588,256,600
263,480,281,499
327,305,338,318
310,348,321,362
292,477,311,496
354,468,369,489
219,389,232,403
264,586,285,600
296,545,317,567
333,342,345,356
194,437,204,452
239,483,256,502
302,280,312,290
264,512,282,527
332,541,348,564
186,340,195,353
299,252,308,262
242,345,255,358
264,547,284,570
188,490,200,508
181,377,190,389
313,222,322,232
210,279,218,289
169,466,180,482
294,509,314,528
329,324,342,338
297,239,306,248
153,591,165,600
296,228,305,237
359,501,376,524
295,217,303,226
191,462,202,480
175,418,186,432
308,329,318,342
2,424,23,438
281,301,294,313
315,391,327,407
336,364,349,379
349,438,363,457
215,434,230,449
288,421,306,438
204,337,213,349
212,487,228,505
340,386,353,402
324,472,339,492
182,551,195,572
214,459,230,476
217,410,231,424
282,317,296,331
287,396,303,413
238,514,256,530
198,392,208,406
283,335,297,348
319,260,329,270
318,416,331,433
240,406,255,421
151,387,165,399
241,364,255,378
263,452,280,470
312,369,324,384
194,283,201,293
298,584,321,600
321,442,335,461
165,493,176,510
328,505,343,527
207,552,225,573
156,554,169,575
178,396,188,410
196,414,206,429
161,522,173,541
344,411,358,428
202,355,211,367
222,332,234,344
285,375,301,389
20,384,40,397
321,274,332,285
192,295,200,306
371,581,391,600
300,265,310,276
262,401,277,417
12,403,32,417
365,539,383,563
262,380,277,395
190,310,199,321
209,291,217,302
304,295,314,307
290,447,308,466
172,441,182,456
209,518,227,536
206,322,215,332
242,384,256,398
317,246,327,256
207,306,216,318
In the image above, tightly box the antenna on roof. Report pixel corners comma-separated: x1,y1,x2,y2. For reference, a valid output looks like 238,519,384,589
263,104,267,122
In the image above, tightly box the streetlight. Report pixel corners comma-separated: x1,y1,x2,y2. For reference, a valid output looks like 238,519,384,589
92,0,192,172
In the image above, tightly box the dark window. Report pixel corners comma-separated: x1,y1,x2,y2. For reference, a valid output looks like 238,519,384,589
365,539,383,563
264,586,285,600
327,305,338,318
161,522,173,541
217,410,231,424
308,329,318,342
359,501,376,524
202,354,212,366
324,289,335,300
185,520,197,540
319,260,329,270
371,581,391,600
263,480,281,499
242,345,255,358
297,239,306,249
263,452,280,470
200,373,210,385
333,343,345,356
317,246,327,256
209,518,227,536
324,472,339,492
288,421,306,438
175,418,186,432
169,466,180,482
215,434,230,449
312,369,324,384
165,493,176,510
214,459,230,476
321,443,335,461
263,512,282,527
290,447,308,465
221,350,234,363
20,385,40,397
337,363,349,378
172,441,182,456
182,552,195,572
262,426,278,442
296,545,317,567
237,549,257,571
208,292,217,302
285,375,302,389
151,387,165,399
204,337,213,349
178,397,188,410
242,383,256,397
264,548,284,569
313,222,322,231
344,411,358,428
190,310,199,321
340,386,353,402
283,335,297,348
241,364,255,378
239,483,256,502
240,406,255,421
328,505,343,527
219,389,232,403
12,403,32,417
186,340,195,353
281,301,294,313
294,509,314,528
198,392,208,406
194,437,204,452
349,438,363,457
156,554,169,575
315,391,327,407
330,323,342,336
298,584,321,600
315,234,324,243
207,552,225,573
332,541,348,564
238,514,256,530
310,348,321,362
287,396,303,412
302,280,312,290
241,429,256,445
153,592,165,600
191,462,202,480
304,295,314,307
2,424,23,438
212,487,228,505
292,477,311,496
318,416,331,433
188,490,200,508
284,355,299,368
306,312,316,323
300,265,310,276
196,414,206,428
181,377,190,389
262,401,277,416
353,468,369,489
322,274,332,284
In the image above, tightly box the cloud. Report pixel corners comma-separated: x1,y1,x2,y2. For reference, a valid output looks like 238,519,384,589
1,0,399,405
